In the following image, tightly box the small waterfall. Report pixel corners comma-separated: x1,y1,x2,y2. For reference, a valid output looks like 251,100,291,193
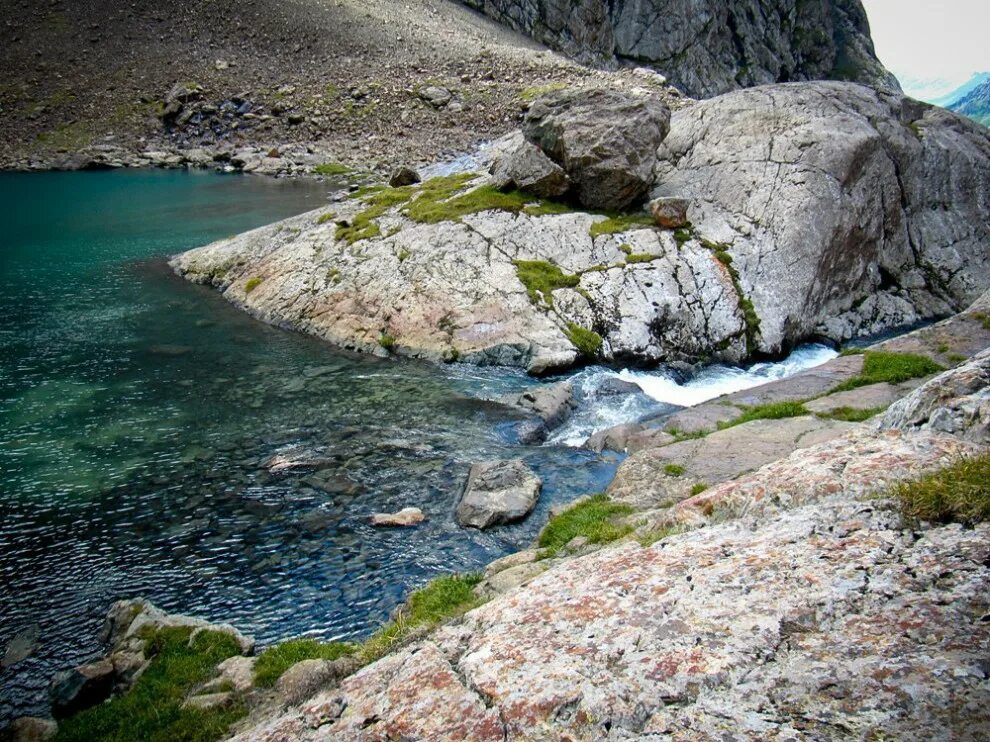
548,344,838,447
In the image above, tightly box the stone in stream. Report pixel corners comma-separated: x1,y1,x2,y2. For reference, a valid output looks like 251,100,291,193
456,460,541,529
2,625,39,668
502,381,575,444
49,659,115,718
523,88,671,211
369,507,426,527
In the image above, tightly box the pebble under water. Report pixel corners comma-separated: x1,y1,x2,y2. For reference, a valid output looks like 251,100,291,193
0,170,621,723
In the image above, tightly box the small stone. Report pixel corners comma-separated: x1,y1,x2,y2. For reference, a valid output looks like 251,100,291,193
389,166,421,187
649,197,692,229
457,460,541,529
418,86,452,108
370,507,426,527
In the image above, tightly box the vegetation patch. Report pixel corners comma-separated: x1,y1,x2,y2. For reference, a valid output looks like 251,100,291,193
336,206,384,244
886,453,990,525
404,184,531,224
690,483,709,496
244,277,263,294
514,260,580,306
717,400,809,430
625,253,659,264
360,574,482,662
253,639,355,688
518,82,568,101
564,322,603,357
636,525,684,548
378,334,396,350
673,227,694,246
663,463,686,477
971,311,990,330
538,494,635,558
700,240,761,354
666,427,707,442
589,213,655,239
817,406,885,422
831,351,943,393
521,200,576,217
316,211,337,225
55,627,246,742
313,162,352,176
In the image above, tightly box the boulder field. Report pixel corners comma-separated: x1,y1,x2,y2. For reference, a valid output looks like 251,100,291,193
172,82,990,375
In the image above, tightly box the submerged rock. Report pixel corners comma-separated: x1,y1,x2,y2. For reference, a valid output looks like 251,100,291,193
502,382,575,444
49,660,115,719
456,460,541,529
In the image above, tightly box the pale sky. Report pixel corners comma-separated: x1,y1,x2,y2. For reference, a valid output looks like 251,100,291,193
860,0,990,101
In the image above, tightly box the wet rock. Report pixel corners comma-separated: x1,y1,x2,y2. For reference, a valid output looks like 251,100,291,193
369,507,426,527
649,196,691,228
264,449,332,474
502,382,574,444
6,717,57,742
593,377,642,397
523,88,671,211
489,134,570,199
456,460,541,529
50,659,115,718
389,166,421,187
584,424,675,454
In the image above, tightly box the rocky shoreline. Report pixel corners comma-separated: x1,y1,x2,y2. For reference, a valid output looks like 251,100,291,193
11,296,990,740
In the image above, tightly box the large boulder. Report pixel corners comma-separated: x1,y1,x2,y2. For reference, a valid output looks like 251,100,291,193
460,0,899,99
523,88,671,211
489,134,569,199
456,460,542,529
653,82,990,355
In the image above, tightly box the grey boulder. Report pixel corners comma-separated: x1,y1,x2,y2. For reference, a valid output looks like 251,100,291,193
456,460,542,529
523,88,671,211
490,135,570,199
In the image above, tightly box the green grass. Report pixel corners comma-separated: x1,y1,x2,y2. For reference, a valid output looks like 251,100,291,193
663,463,686,477
666,427,707,442
690,483,708,496
971,312,990,331
538,494,635,558
831,351,943,393
244,277,263,294
636,525,683,547
336,205,384,244
514,260,580,306
700,240,762,354
360,574,482,662
521,200,575,217
316,211,337,225
717,400,809,430
378,334,396,350
673,227,694,245
817,406,885,422
55,628,246,742
589,214,655,238
253,639,355,688
313,162,352,176
403,184,530,224
887,454,990,525
564,323,603,357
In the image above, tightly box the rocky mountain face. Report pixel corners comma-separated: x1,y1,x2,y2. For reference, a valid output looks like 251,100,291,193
458,0,900,98
948,77,990,128
172,81,990,374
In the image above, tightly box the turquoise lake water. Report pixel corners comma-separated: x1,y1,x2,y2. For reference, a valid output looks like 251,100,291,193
0,170,619,722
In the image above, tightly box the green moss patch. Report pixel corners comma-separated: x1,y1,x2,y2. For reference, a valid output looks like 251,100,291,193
589,214,655,238
538,494,635,558
887,454,990,525
717,400,809,430
514,260,580,306
831,351,943,393
244,277,263,294
625,253,659,264
518,82,568,101
817,406,885,422
336,206,384,244
663,463,686,477
55,627,246,742
253,639,355,688
565,322,603,357
404,184,530,224
313,162,352,176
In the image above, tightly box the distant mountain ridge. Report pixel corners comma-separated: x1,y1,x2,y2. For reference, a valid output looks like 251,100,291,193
948,77,990,128
932,71,990,107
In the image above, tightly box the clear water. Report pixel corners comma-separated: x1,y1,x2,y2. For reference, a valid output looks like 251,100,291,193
0,170,619,723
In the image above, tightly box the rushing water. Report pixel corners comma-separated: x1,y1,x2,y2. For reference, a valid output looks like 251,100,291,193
0,170,619,723
0,169,835,724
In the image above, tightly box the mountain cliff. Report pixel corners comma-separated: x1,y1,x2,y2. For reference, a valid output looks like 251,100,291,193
459,0,900,98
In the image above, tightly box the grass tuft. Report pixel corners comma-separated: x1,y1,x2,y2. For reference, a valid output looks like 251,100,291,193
244,277,263,294
717,401,808,430
538,494,635,558
690,483,708,496
253,639,355,688
564,323,603,357
589,214,655,239
378,334,396,350
313,162,352,176
887,454,990,525
831,351,943,393
55,627,246,742
663,463,686,477
514,260,580,306
817,406,885,422
360,574,482,662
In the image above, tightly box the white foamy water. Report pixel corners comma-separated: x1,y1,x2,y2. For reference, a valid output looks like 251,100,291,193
548,344,838,447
